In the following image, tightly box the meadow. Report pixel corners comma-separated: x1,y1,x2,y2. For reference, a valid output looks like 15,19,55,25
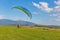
0,26,60,40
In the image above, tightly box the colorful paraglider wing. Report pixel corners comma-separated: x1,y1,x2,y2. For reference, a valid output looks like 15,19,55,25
12,6,32,19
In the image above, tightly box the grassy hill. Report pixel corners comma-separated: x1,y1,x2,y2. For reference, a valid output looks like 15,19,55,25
0,26,60,40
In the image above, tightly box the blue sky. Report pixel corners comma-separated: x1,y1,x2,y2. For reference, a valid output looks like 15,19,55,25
0,0,60,25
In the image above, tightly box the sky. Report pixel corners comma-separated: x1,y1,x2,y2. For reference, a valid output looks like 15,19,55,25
0,0,60,25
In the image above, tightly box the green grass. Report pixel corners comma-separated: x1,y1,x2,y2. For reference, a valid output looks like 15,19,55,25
0,26,60,40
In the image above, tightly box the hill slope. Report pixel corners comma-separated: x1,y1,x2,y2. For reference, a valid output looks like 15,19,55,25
0,19,36,26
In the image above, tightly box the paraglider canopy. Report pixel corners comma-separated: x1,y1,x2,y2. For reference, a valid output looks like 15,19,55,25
12,6,32,19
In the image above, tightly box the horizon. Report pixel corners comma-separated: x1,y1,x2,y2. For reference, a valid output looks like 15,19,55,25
0,0,60,26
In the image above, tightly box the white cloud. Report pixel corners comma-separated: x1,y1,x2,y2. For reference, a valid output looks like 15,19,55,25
54,0,60,6
39,2,48,8
32,2,41,9
32,0,60,22
32,0,60,13
32,2,53,12
53,6,60,13
53,0,60,13
52,0,60,22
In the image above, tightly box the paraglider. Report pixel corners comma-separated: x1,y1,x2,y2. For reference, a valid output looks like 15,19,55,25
12,6,32,28
12,6,32,19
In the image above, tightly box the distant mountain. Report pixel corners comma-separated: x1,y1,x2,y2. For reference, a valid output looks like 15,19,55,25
0,19,36,26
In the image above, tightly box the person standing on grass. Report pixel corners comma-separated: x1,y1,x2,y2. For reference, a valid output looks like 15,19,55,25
17,24,19,28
